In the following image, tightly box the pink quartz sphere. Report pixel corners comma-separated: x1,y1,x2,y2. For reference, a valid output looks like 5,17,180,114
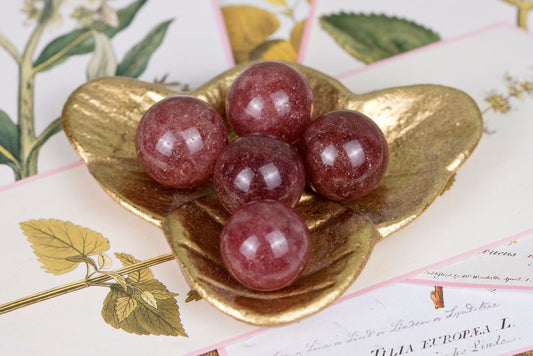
299,110,389,201
135,95,227,189
225,61,313,143
214,134,306,213
220,200,311,291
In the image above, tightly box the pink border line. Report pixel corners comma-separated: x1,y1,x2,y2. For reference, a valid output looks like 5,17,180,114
403,230,533,289
3,17,531,356
333,228,533,306
210,0,235,68
180,228,533,356
296,0,318,64
334,22,527,80
0,160,84,193
500,345,533,356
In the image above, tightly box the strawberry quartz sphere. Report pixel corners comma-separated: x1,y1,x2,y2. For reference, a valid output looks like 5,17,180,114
225,61,313,143
299,110,389,201
220,200,311,291
214,134,306,213
135,96,227,189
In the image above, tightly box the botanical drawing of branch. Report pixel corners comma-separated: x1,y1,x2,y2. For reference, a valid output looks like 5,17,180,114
0,0,172,181
482,73,533,132
500,0,533,29
0,218,203,336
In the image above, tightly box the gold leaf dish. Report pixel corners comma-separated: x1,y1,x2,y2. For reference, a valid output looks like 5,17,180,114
61,62,483,326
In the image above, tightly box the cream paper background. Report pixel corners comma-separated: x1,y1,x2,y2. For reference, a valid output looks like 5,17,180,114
2,23,533,355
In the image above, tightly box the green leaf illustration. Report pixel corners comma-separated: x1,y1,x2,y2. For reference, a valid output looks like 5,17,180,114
265,0,286,5
151,289,178,299
141,290,157,309
86,31,117,80
116,19,173,78
102,271,128,292
29,118,62,161
97,253,112,269
38,0,60,25
0,110,20,169
115,296,138,323
33,0,147,73
221,5,280,63
249,39,297,61
20,219,110,275
319,12,440,64
185,289,202,303
65,255,98,270
102,278,187,336
115,252,154,283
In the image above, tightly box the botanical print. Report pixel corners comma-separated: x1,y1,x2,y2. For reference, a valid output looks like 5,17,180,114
0,218,192,336
319,1,532,66
219,0,310,63
319,12,440,65
0,0,171,181
501,0,533,29
484,74,533,115
482,73,533,133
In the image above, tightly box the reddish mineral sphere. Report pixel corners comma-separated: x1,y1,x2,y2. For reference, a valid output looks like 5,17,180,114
220,200,311,291
298,110,389,201
225,61,313,143
214,134,306,213
135,95,227,189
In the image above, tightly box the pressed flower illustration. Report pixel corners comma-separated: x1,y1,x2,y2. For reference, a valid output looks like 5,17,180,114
0,0,172,181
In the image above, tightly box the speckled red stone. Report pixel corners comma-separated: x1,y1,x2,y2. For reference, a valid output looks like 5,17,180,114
135,96,227,189
220,200,311,291
298,110,389,201
225,61,313,143
214,134,306,213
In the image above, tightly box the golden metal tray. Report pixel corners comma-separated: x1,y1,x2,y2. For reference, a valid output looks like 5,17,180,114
61,62,483,326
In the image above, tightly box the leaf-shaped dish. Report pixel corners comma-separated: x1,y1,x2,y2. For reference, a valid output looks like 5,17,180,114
61,62,483,326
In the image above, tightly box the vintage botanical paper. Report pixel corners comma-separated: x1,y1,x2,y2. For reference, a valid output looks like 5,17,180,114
0,165,255,355
225,20,533,356
217,0,310,63
407,230,533,289
336,23,533,295
223,283,533,355
300,0,533,77
2,1,533,355
2,22,533,355
0,0,231,186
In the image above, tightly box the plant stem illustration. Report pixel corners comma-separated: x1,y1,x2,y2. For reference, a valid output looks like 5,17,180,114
0,218,195,336
0,0,171,181
501,0,533,29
